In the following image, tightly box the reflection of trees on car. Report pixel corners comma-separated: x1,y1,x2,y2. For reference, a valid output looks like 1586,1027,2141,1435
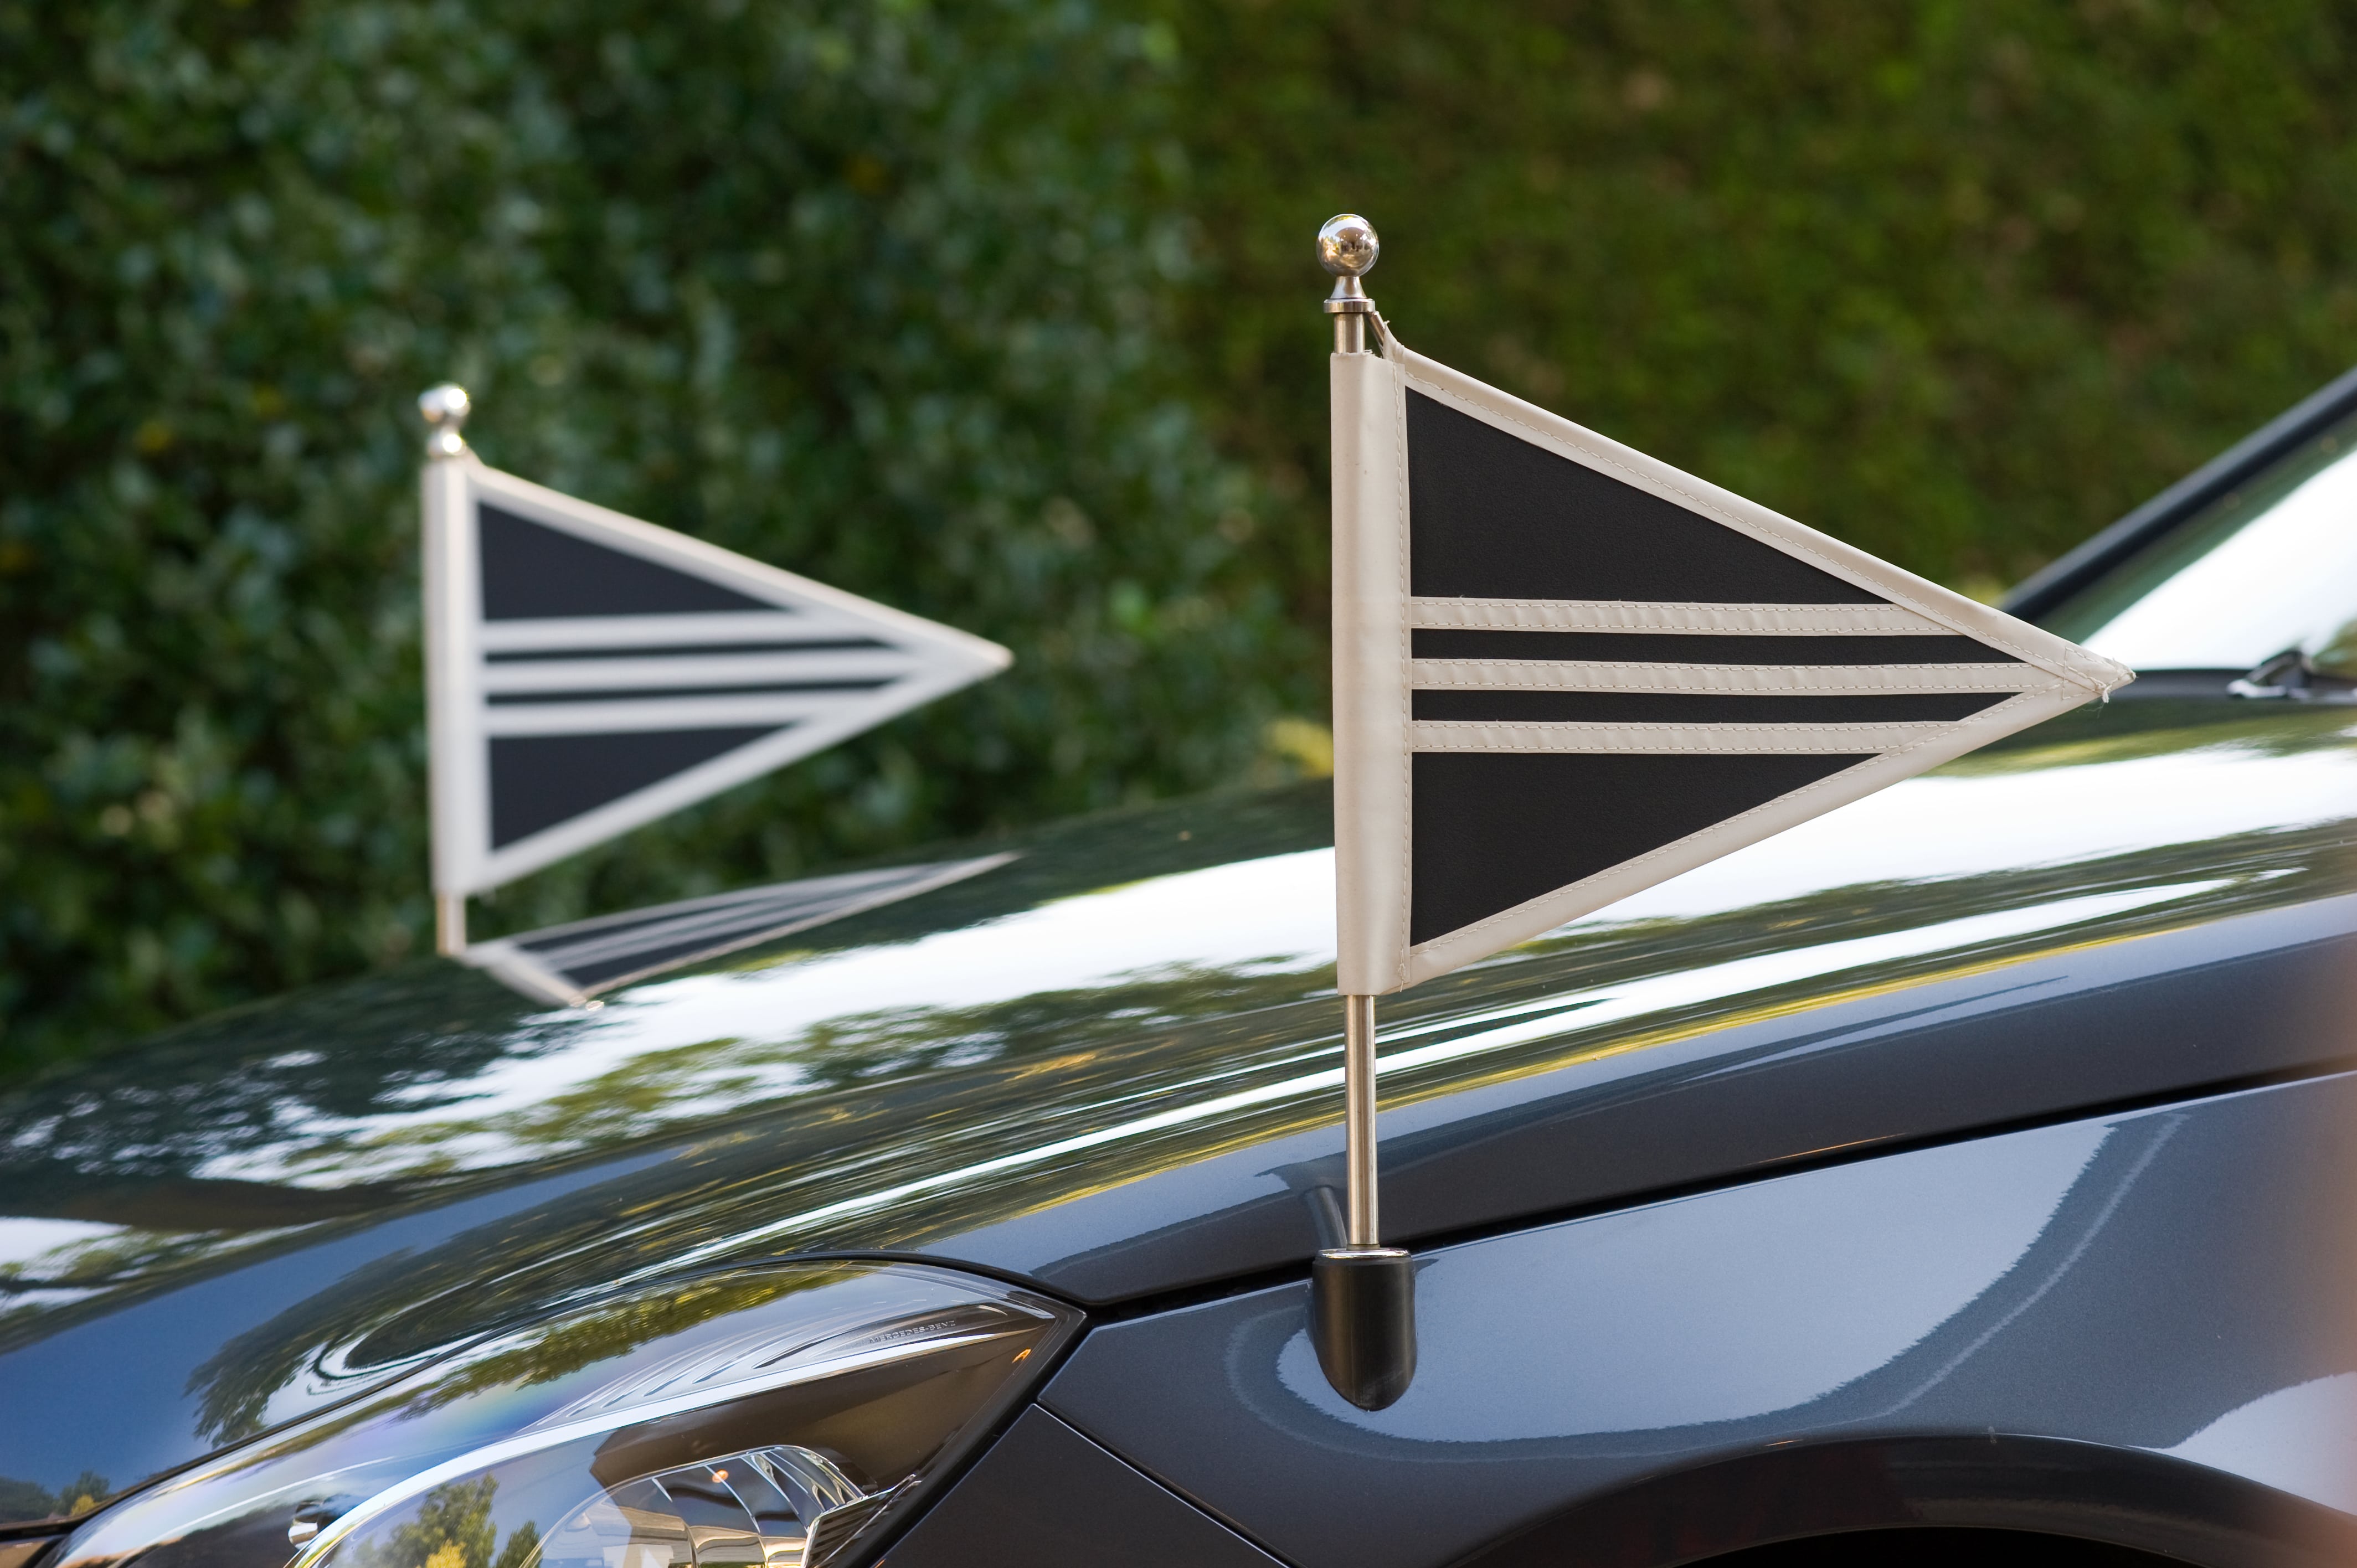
349,1478,541,1568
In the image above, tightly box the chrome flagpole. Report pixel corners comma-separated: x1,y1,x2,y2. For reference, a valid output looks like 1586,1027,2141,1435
1311,214,1416,1412
419,383,473,957
1342,991,1379,1245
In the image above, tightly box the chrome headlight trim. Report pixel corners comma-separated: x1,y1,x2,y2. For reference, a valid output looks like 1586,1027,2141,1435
56,1260,1081,1568
286,1304,1044,1568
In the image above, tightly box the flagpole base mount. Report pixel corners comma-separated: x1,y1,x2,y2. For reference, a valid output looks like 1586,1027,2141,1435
1310,1246,1416,1411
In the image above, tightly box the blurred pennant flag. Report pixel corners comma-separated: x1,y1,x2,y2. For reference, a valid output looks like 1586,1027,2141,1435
1330,334,2132,996
421,441,1009,904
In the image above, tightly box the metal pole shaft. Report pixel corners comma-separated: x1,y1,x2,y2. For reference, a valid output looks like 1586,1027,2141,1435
436,894,467,958
418,383,472,958
1344,993,1378,1246
1334,312,1366,355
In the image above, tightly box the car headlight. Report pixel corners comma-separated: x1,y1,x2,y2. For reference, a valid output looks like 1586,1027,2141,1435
54,1261,1079,1568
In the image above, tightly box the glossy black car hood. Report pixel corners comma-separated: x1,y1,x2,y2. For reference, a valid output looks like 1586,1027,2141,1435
3,700,2354,1509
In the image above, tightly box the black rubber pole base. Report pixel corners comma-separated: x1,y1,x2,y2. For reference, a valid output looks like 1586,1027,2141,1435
1310,1247,1417,1410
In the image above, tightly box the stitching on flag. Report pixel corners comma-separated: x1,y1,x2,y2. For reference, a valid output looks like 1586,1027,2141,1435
1406,661,2064,694
1403,599,1952,634
1406,720,1958,754
1391,350,1416,992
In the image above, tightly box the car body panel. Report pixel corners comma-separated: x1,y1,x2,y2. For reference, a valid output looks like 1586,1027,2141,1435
881,1407,1284,1568
2,701,2354,1515
1043,1072,2357,1568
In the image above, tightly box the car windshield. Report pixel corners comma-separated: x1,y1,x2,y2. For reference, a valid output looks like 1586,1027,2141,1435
2037,406,2357,679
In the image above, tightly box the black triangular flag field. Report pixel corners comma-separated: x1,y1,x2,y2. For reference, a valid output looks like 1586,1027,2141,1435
1331,333,2132,995
418,397,1008,921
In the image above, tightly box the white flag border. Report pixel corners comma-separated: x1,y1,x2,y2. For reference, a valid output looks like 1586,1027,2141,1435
427,456,1012,898
1333,332,2135,995
461,461,1016,665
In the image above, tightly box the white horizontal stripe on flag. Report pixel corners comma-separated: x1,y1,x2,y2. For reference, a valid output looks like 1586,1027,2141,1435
1408,660,2059,694
478,612,887,653
1404,599,1952,635
1408,719,1955,754
481,650,923,693
483,693,892,735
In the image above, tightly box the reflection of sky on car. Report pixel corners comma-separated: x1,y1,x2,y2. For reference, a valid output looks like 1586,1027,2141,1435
1591,723,2357,920
0,1218,119,1258
0,1214,306,1324
2169,1370,2357,1514
186,848,1341,1188
175,723,2357,1197
0,1218,131,1293
1275,1118,2115,1436
2078,440,2357,669
615,878,2239,1285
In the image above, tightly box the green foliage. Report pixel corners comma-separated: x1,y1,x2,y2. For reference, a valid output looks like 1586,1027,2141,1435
1163,0,2357,612
12,0,2357,1066
491,1523,539,1568
0,1468,109,1524
0,0,1300,1065
353,1478,497,1568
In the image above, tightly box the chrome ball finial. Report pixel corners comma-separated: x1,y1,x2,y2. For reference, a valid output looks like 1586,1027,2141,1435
1318,215,1379,351
1317,214,1380,278
418,383,471,458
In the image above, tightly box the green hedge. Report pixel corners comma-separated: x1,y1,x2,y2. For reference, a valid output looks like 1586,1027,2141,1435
9,0,2357,1066
0,0,1301,1067
1168,0,2357,608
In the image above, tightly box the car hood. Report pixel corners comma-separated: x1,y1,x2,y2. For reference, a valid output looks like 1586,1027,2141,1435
3,699,2355,1509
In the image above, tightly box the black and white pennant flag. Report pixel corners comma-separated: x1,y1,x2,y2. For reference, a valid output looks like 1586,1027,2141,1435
1331,334,2133,996
421,446,1009,902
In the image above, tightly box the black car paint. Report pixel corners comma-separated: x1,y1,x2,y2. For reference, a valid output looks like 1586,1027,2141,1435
1042,1071,2357,1568
883,1407,1286,1568
0,682,2351,1568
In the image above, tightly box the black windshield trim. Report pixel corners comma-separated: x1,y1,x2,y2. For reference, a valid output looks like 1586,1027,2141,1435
2004,360,2357,623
